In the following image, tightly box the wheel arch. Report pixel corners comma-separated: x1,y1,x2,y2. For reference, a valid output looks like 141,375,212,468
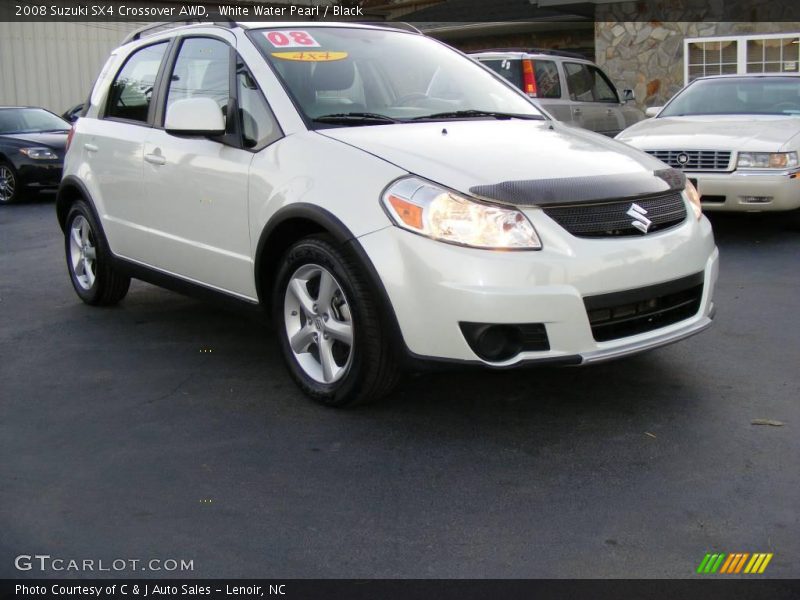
57,176,100,231
255,204,405,348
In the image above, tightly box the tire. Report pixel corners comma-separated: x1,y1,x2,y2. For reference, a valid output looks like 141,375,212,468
0,160,22,205
272,235,401,407
65,200,130,306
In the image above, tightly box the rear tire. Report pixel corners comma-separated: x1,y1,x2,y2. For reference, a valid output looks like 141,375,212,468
65,200,130,306
273,235,401,407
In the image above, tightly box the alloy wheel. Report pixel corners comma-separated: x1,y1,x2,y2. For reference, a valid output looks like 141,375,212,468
283,264,354,384
0,165,15,203
69,215,97,290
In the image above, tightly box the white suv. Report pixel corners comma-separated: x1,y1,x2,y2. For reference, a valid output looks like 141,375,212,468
59,21,718,406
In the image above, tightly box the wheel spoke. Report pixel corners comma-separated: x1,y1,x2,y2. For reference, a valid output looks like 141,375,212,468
318,337,341,383
325,318,353,346
84,259,95,287
71,227,82,248
316,270,336,311
289,278,316,315
73,255,85,276
80,221,89,245
290,324,316,354
84,246,96,260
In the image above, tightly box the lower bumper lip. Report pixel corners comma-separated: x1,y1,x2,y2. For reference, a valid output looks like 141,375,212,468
580,315,713,364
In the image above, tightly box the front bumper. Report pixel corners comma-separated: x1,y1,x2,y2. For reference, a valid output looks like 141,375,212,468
687,168,800,212
358,207,718,366
16,161,63,191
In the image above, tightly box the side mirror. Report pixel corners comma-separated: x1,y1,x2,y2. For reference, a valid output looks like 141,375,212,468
645,106,663,118
622,88,635,102
165,97,225,136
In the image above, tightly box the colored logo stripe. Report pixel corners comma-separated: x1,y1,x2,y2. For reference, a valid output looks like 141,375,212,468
698,552,773,574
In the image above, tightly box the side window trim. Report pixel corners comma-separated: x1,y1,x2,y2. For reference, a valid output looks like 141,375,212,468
233,54,284,153
102,39,174,127
589,65,621,104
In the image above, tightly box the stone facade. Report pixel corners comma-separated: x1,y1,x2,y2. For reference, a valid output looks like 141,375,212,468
596,20,800,110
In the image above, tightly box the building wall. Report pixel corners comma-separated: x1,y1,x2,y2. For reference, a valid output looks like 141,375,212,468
0,22,140,113
596,21,800,110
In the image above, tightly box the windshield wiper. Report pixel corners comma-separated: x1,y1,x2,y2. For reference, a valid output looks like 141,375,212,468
312,112,401,125
413,110,544,121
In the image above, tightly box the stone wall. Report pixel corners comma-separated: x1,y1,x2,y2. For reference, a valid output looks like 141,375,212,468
596,21,800,110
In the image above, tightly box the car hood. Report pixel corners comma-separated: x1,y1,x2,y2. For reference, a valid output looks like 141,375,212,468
0,131,68,151
617,115,800,152
318,120,673,205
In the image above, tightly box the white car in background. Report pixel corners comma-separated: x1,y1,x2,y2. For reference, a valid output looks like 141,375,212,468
59,21,718,407
617,74,800,214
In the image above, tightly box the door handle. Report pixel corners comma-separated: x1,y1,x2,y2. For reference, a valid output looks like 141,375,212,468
144,153,166,166
573,107,582,115
84,143,99,152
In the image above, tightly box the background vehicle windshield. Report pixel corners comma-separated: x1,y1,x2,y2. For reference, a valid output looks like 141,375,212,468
251,27,543,122
0,108,70,134
660,77,800,117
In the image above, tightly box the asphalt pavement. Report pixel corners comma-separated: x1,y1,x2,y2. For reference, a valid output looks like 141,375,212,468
1,200,798,578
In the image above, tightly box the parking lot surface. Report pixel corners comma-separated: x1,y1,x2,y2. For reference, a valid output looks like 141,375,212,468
1,201,798,578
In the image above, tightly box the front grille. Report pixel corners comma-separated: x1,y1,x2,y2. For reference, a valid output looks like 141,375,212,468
647,150,732,171
543,192,687,238
583,273,704,342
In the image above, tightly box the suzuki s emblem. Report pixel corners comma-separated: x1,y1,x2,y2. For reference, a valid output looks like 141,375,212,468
677,152,690,165
627,203,652,234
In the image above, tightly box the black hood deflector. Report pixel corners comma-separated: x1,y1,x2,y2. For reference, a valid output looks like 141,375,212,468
469,168,686,207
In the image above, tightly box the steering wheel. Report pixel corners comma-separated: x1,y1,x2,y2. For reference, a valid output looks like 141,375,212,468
395,93,429,106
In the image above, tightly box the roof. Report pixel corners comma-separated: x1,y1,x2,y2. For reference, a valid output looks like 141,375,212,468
693,73,800,80
470,48,589,60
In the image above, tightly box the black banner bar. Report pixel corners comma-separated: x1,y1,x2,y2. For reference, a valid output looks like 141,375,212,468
3,579,800,600
4,0,800,23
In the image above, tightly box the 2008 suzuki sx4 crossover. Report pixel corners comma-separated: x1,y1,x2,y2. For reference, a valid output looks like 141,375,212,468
58,22,718,406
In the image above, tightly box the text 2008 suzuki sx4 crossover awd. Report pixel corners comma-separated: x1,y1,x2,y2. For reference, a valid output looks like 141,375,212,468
58,22,718,406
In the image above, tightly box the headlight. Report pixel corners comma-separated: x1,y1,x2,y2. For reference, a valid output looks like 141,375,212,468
736,151,798,169
382,177,542,250
19,147,59,160
684,179,702,220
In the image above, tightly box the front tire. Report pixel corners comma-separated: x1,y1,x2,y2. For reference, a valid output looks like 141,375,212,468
65,200,130,305
273,235,401,407
0,160,21,205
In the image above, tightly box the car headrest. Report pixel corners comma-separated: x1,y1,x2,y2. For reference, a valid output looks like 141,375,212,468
311,60,355,92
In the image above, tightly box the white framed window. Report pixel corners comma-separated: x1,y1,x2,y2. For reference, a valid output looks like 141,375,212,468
685,33,800,84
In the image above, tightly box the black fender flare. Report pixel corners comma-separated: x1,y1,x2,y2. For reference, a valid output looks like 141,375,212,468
254,203,405,349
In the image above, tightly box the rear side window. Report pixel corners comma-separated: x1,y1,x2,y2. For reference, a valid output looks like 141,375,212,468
533,60,561,99
166,37,231,114
480,59,523,89
564,62,619,103
106,42,168,123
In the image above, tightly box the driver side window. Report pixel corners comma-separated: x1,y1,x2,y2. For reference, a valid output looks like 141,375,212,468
166,37,231,116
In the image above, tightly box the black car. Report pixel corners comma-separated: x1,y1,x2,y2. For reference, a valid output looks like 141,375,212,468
0,106,70,204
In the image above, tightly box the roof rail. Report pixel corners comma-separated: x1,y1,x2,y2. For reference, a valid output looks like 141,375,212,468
471,47,588,60
379,22,423,34
121,16,236,45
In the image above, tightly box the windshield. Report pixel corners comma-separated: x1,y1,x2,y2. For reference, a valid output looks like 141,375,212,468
250,27,544,124
0,108,70,134
660,77,800,117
